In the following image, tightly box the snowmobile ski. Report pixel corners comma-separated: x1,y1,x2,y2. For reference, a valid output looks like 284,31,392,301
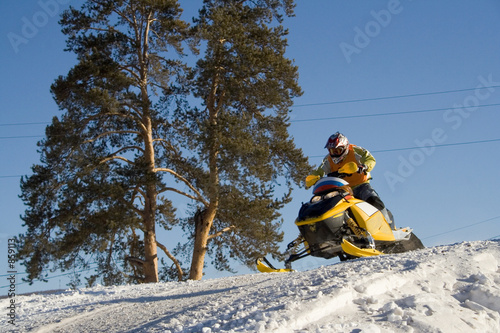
256,257,293,273
341,239,384,257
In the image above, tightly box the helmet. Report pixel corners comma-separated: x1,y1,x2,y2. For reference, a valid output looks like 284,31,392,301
325,132,349,163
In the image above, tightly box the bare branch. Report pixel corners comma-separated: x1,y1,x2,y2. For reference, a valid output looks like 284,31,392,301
112,7,135,28
161,187,202,202
121,102,147,126
134,186,147,201
117,63,142,82
156,240,184,281
112,145,146,155
115,189,145,218
207,226,236,241
125,256,145,266
75,111,144,139
153,167,208,206
131,186,147,210
153,138,179,154
83,130,142,144
99,155,135,165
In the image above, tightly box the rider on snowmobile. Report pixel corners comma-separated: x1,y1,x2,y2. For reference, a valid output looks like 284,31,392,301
312,132,394,228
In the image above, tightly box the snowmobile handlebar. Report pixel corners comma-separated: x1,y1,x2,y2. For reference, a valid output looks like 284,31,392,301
327,171,350,178
327,162,358,178
305,162,358,188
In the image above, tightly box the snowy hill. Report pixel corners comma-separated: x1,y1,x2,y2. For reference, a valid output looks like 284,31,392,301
3,240,500,333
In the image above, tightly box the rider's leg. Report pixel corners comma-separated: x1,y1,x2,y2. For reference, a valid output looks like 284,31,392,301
353,183,395,229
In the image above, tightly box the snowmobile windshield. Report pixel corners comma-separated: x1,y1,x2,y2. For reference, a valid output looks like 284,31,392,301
297,195,344,222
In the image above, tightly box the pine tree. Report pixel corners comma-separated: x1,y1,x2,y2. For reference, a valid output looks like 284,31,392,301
17,0,191,285
177,0,311,280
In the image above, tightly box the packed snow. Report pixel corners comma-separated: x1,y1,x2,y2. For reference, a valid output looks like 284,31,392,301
3,240,500,332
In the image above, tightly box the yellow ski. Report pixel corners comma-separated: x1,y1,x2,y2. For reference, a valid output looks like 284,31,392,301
256,258,293,273
341,239,384,257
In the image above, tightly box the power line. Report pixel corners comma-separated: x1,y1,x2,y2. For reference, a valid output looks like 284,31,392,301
0,135,43,140
293,85,500,108
290,102,500,123
1,138,500,179
422,215,500,240
308,138,500,158
0,122,49,127
1,84,499,128
371,138,500,153
3,102,499,140
0,264,100,289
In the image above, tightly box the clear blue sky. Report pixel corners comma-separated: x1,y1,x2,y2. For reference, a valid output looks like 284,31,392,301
1,0,500,294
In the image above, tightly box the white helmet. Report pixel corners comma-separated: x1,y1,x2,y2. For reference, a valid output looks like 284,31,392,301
325,132,349,163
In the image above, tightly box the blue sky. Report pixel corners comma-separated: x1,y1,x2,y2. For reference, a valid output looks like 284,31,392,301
1,0,500,294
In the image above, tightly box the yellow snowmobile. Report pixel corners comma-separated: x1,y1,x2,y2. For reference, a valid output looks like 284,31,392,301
257,162,424,273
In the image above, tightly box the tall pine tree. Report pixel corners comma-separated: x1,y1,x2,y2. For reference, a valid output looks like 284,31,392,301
17,0,310,285
176,0,310,280
18,0,191,284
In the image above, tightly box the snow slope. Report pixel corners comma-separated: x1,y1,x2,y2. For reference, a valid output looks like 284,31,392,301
3,240,500,333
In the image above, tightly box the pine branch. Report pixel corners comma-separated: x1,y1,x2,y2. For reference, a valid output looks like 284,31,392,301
121,102,147,125
83,130,142,144
117,64,142,82
131,186,147,210
110,145,146,155
156,240,183,281
112,7,135,27
99,155,135,165
160,187,202,202
153,138,179,154
153,167,208,206
207,225,236,241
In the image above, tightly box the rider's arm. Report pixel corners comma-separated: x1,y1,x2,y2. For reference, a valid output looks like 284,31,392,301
353,146,376,171
311,156,330,177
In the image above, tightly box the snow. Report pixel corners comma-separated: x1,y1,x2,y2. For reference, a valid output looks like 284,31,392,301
3,240,500,332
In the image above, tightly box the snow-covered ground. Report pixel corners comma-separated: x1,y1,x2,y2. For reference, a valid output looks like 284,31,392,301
3,240,500,332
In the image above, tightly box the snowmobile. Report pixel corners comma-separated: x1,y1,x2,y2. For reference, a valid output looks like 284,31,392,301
257,162,424,273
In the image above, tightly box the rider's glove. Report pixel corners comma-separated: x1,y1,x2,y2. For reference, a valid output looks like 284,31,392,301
357,164,367,174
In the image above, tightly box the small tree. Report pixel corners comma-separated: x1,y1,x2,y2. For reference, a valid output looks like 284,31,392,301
178,0,310,280
17,0,191,285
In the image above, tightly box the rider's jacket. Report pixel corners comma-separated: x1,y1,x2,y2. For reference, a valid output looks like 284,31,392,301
314,144,376,188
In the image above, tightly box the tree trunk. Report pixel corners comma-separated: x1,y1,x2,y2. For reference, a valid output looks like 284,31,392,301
141,85,159,282
189,63,222,280
189,207,217,280
143,224,159,283
143,182,159,283
142,133,159,282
